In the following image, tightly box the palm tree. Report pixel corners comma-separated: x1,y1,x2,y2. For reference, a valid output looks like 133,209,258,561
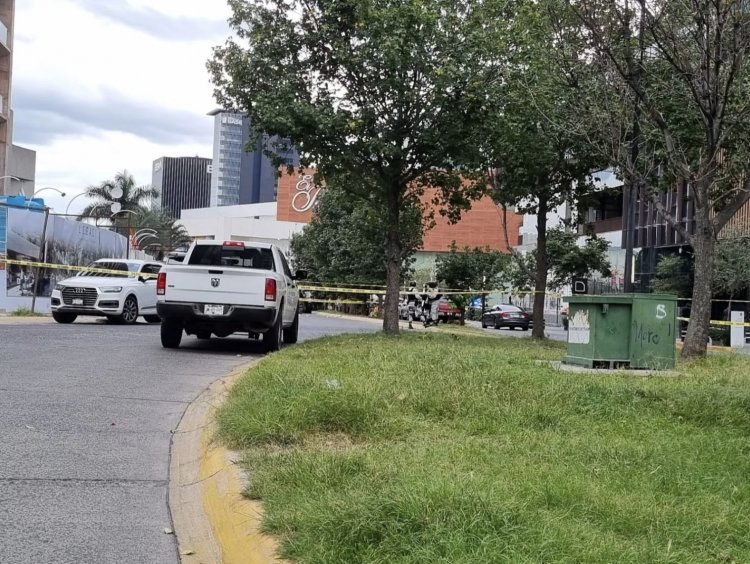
78,170,160,223
132,209,192,261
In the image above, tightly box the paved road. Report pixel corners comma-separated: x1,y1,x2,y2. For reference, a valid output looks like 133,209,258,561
0,314,376,564
466,320,568,342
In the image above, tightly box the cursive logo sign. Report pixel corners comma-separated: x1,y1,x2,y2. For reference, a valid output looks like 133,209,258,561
291,175,322,213
211,278,220,288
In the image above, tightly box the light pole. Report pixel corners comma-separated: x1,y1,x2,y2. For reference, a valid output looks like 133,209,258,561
1,175,21,196
110,209,139,259
30,205,51,314
29,187,66,199
64,192,88,216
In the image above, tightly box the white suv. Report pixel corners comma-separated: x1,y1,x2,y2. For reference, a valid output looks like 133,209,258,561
50,259,163,324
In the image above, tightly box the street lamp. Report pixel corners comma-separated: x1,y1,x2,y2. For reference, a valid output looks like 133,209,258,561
111,209,140,259
64,192,88,216
31,187,66,198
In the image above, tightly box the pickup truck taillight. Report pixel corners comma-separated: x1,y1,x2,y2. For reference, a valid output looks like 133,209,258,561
265,278,277,301
157,272,167,295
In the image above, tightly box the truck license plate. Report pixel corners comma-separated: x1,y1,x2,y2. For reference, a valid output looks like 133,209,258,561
72,299,83,306
204,304,224,316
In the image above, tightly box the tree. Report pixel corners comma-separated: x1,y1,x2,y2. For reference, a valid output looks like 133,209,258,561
545,228,612,289
713,231,750,306
132,210,192,261
78,170,160,224
435,243,509,323
290,183,423,285
209,0,494,334
504,228,612,292
481,0,605,338
651,254,694,297
567,0,750,357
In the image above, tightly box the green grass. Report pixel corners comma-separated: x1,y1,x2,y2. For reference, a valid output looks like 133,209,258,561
9,307,45,317
218,333,750,563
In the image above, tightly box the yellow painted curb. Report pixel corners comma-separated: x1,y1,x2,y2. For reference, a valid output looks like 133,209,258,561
169,362,284,564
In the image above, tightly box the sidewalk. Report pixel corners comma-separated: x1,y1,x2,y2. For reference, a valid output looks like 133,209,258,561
0,312,53,324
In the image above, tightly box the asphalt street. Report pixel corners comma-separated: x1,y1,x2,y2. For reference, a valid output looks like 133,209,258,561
0,314,376,564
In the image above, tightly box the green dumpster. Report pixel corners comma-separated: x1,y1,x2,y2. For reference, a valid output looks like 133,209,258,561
563,294,677,370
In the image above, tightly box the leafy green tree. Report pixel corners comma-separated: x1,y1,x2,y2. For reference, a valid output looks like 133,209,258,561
132,209,192,261
480,0,606,338
78,170,159,225
545,228,612,289
290,184,423,285
435,243,509,323
567,0,750,357
504,228,612,292
209,0,493,334
650,254,693,297
713,232,750,305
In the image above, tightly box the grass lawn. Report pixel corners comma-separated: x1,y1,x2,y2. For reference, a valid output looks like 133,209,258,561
9,307,45,317
217,333,750,563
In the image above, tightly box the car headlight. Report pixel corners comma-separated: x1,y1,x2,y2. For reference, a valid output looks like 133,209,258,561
100,286,123,293
54,284,65,291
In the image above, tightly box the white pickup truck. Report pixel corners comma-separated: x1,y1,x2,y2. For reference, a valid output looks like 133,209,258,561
155,240,304,351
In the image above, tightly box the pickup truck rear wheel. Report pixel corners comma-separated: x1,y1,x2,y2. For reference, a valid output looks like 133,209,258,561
283,310,299,344
161,319,183,349
263,310,283,352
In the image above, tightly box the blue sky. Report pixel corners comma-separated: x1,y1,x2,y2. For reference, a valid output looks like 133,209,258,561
13,0,232,214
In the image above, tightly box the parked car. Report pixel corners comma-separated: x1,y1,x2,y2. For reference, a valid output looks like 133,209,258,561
481,304,531,330
50,259,163,324
156,240,304,351
437,298,462,323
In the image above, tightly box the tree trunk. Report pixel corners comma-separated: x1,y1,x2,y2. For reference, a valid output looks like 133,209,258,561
383,187,402,335
532,199,548,339
682,212,715,358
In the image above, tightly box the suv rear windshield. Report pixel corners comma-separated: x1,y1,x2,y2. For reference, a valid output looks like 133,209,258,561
188,245,275,271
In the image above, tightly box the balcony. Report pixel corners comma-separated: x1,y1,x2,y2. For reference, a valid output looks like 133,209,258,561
0,21,8,54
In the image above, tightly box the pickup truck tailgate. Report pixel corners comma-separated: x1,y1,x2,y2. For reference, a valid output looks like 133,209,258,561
163,266,269,306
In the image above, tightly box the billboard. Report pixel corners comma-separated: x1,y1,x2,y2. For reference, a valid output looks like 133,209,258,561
4,206,127,298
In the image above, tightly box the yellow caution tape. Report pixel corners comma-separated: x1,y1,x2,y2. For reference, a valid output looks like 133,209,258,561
0,258,159,278
677,316,750,328
300,298,367,305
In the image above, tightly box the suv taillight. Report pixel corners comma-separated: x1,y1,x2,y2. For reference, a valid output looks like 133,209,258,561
157,272,167,295
265,278,277,301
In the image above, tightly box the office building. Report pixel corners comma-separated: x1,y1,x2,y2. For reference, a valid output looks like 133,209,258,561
151,156,212,219
0,0,35,197
208,110,298,207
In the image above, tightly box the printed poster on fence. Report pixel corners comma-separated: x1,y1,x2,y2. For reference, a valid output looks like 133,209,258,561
5,207,127,298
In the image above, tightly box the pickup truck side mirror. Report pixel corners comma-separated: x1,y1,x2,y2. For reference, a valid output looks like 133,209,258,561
293,270,308,280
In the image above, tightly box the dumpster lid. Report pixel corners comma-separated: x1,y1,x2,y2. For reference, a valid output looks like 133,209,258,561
566,293,677,304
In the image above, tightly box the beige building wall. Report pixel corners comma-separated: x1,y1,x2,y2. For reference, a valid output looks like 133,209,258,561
0,0,12,196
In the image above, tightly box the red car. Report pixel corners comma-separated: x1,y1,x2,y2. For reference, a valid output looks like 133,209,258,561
481,304,531,330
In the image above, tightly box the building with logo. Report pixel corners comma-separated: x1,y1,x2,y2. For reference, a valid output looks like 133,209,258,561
0,0,36,198
207,110,298,207
151,156,212,219
180,170,523,276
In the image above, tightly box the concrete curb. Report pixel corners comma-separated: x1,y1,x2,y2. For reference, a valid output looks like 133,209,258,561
169,361,283,564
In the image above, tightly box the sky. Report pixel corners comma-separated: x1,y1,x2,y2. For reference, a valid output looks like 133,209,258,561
12,0,233,215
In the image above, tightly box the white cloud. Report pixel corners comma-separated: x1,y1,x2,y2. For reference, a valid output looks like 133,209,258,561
11,0,233,213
